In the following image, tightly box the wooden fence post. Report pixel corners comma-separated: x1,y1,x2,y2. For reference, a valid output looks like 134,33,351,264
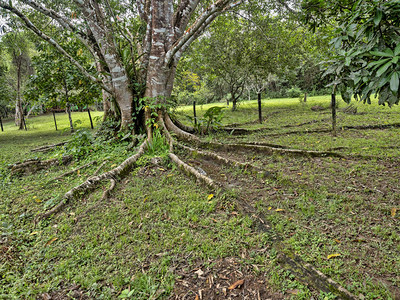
53,111,58,131
87,108,94,129
193,101,197,125
258,93,262,124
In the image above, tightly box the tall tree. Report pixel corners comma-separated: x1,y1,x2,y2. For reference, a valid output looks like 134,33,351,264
25,41,101,132
0,32,33,129
0,0,242,136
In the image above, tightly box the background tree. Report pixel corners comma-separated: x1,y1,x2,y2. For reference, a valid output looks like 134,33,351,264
25,41,101,132
0,0,243,136
0,31,33,129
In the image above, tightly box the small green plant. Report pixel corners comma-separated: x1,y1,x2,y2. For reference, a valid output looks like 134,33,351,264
64,129,94,159
146,129,169,157
187,106,224,133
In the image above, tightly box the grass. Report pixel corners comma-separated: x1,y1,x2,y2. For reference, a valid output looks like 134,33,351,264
0,111,103,164
1,96,400,299
0,112,273,299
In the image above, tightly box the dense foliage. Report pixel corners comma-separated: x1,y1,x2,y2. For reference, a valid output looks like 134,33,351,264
302,0,400,105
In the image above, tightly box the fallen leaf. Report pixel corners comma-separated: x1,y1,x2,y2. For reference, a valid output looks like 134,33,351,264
45,237,58,247
77,170,80,175
268,207,272,210
167,174,174,177
111,164,117,168
195,295,199,300
334,239,341,244
207,194,214,201
30,231,39,236
35,198,42,203
275,208,285,212
228,279,244,290
327,253,341,260
391,207,397,217
287,289,300,295
194,269,204,276
297,173,302,175
143,197,148,203
158,168,165,171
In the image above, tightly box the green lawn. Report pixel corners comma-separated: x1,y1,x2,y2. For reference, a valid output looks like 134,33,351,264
1,97,399,299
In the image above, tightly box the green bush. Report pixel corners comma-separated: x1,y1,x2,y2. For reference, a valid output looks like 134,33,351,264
287,86,302,98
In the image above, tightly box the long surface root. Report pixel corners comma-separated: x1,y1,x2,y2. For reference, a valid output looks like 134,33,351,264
173,146,356,299
37,141,148,220
10,155,73,177
49,160,97,183
204,141,344,158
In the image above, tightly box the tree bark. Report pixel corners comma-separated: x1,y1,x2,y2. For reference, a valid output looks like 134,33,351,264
258,92,262,124
15,62,24,130
331,93,337,137
87,108,94,129
53,111,58,131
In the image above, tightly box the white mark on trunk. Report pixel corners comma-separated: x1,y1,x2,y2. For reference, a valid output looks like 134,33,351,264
150,56,159,60
111,66,123,73
105,54,116,60
153,42,164,47
112,75,128,82
155,28,166,33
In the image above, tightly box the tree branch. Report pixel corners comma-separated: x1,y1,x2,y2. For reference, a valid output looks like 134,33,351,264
0,1,112,94
20,0,83,36
173,0,201,36
165,0,243,66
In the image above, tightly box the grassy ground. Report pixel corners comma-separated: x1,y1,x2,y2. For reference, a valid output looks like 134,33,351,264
0,111,103,164
1,97,399,299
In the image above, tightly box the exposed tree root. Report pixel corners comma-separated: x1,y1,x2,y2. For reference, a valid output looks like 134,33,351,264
10,155,73,176
174,148,356,299
30,142,68,153
282,118,331,128
101,179,116,200
169,114,196,133
165,114,200,143
203,141,345,158
222,122,400,137
37,141,148,220
49,160,97,183
220,127,270,135
161,114,219,189
178,144,276,178
235,141,291,149
169,153,217,188
92,161,107,176
276,254,358,299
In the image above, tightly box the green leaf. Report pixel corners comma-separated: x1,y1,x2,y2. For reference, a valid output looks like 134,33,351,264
376,61,392,77
395,44,400,56
390,72,399,92
370,51,393,57
374,9,383,26
368,58,391,70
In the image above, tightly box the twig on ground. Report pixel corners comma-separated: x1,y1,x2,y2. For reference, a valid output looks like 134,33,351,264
49,160,97,183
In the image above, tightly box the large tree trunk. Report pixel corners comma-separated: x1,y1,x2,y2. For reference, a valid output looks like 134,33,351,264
15,65,24,130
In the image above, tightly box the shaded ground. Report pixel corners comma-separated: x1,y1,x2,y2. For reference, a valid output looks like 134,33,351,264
170,257,285,300
178,128,400,298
